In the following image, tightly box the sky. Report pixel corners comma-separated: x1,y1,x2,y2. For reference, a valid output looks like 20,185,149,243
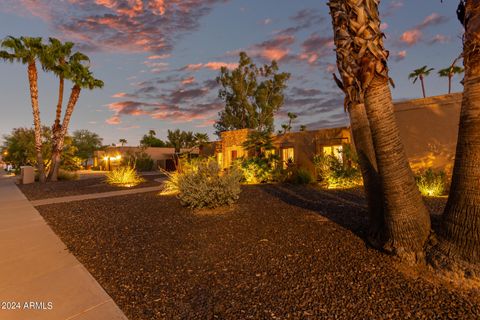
0,0,465,145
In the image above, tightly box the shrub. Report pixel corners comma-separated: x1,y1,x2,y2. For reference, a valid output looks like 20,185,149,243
415,168,447,196
57,170,79,181
313,154,362,189
241,157,273,184
162,158,242,209
105,167,145,187
122,151,154,172
288,167,314,185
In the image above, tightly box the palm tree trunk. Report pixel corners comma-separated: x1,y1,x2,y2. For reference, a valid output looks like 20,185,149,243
48,76,64,181
430,0,480,276
50,85,81,181
349,103,385,247
448,74,452,94
27,61,45,183
364,76,431,263
420,75,426,98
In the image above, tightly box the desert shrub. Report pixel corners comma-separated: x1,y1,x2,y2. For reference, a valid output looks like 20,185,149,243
105,166,145,187
313,154,362,189
122,151,154,171
241,157,274,184
288,167,314,185
415,168,447,196
162,157,242,209
57,170,79,181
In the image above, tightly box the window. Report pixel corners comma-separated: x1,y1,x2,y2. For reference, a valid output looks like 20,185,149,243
282,147,294,169
231,150,238,160
217,152,223,168
323,145,343,162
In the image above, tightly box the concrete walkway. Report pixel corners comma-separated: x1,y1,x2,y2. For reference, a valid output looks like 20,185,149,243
31,185,164,207
0,174,128,320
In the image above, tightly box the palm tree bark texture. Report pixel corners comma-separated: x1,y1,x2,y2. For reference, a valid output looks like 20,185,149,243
430,0,480,277
28,61,46,183
328,0,431,263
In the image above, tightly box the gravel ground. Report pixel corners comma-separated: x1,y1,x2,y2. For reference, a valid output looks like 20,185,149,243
36,184,478,320
17,174,164,200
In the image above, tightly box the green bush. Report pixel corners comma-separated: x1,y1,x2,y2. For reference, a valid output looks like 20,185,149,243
288,167,314,185
415,168,447,196
313,154,362,189
162,158,242,209
122,151,154,171
241,157,273,184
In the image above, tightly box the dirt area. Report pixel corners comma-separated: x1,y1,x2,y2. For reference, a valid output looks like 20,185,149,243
17,174,164,200
34,184,479,320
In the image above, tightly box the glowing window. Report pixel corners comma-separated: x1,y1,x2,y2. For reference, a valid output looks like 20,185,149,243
323,145,343,162
282,148,294,169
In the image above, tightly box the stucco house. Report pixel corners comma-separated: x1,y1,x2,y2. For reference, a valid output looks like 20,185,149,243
203,93,462,177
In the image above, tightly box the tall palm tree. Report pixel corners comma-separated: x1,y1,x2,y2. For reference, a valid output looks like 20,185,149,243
328,0,431,263
49,59,104,181
438,65,464,94
409,66,434,98
430,0,480,277
119,139,127,146
0,36,46,182
148,129,156,137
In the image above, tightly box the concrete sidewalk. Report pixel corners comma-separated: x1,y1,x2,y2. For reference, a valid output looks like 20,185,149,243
0,174,128,320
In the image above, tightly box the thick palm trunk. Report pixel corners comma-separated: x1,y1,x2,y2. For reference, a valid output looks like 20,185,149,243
27,61,45,183
364,76,431,263
430,0,480,276
349,104,385,246
48,76,64,181
50,85,81,181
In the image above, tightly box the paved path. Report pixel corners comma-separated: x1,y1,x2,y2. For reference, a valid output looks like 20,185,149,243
31,185,164,207
0,174,128,320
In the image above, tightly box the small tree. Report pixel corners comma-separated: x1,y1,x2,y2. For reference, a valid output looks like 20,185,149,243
71,129,103,167
119,139,127,146
215,52,290,136
140,130,168,147
438,65,464,94
408,66,434,98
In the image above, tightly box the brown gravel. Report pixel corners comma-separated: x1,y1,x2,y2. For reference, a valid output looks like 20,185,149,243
17,174,164,200
36,184,478,320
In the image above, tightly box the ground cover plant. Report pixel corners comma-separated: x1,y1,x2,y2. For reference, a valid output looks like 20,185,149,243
105,166,145,187
415,168,448,197
314,153,362,189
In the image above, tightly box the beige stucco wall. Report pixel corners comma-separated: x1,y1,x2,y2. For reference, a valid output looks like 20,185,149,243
394,93,461,174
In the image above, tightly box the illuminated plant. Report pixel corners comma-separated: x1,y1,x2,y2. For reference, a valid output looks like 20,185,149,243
313,154,362,189
415,169,447,197
105,166,144,187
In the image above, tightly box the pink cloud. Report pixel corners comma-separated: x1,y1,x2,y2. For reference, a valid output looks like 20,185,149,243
181,61,237,71
400,29,422,46
429,34,451,45
181,76,195,85
394,50,407,62
147,54,171,60
112,92,128,98
106,115,121,125
380,22,388,31
252,34,295,62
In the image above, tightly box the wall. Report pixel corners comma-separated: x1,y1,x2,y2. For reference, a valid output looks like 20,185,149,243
394,93,461,174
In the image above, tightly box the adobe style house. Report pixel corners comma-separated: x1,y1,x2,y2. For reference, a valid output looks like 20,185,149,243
93,146,199,171
204,93,462,176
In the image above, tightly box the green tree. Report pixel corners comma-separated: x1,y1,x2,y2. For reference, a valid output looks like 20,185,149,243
215,52,290,136
71,130,103,167
438,65,464,94
119,138,127,146
140,130,168,147
242,130,274,158
281,112,298,134
49,56,104,181
167,129,209,153
409,66,434,98
0,36,46,182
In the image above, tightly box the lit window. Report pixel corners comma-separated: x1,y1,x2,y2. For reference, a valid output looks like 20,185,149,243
323,145,343,162
217,152,223,168
282,147,294,169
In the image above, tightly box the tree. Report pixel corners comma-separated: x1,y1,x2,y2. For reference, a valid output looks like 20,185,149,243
438,64,464,94
328,0,431,263
215,52,290,136
409,66,434,98
167,129,209,153
299,125,307,132
0,36,46,182
242,130,273,158
429,0,480,277
49,56,104,181
2,127,79,171
119,139,127,146
281,112,298,134
71,130,103,167
140,130,168,147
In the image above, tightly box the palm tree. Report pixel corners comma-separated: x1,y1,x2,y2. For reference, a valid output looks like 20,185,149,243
167,129,183,153
430,0,480,277
438,65,464,94
119,139,127,146
193,133,209,147
328,0,431,262
0,36,46,182
148,130,156,137
49,59,104,181
409,66,434,98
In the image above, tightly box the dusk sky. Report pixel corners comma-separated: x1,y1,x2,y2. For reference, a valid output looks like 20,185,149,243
0,0,464,145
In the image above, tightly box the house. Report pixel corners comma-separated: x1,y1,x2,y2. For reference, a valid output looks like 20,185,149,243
203,93,462,176
93,146,199,171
